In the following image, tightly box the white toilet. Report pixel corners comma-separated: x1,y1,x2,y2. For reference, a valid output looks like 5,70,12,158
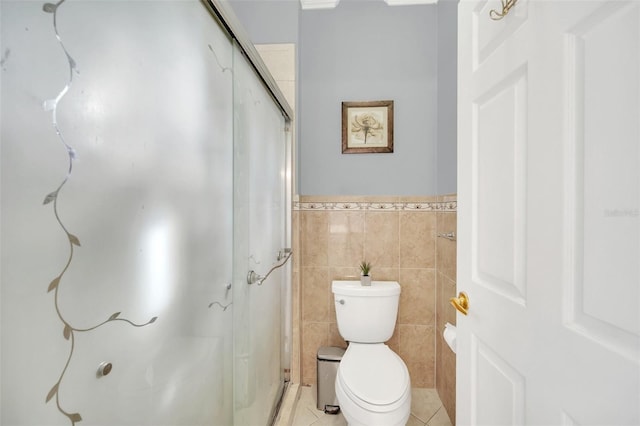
332,280,411,426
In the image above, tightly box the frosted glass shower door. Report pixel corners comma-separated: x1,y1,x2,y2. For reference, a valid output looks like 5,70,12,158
1,1,235,425
232,42,288,425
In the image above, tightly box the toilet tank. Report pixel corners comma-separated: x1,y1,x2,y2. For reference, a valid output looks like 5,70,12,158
332,280,400,343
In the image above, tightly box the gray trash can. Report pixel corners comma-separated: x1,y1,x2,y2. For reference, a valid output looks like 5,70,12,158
316,346,345,414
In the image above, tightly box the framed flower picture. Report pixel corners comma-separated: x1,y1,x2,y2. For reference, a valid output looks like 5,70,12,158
341,100,394,154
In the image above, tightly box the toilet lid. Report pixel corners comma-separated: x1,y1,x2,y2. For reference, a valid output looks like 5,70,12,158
338,344,409,407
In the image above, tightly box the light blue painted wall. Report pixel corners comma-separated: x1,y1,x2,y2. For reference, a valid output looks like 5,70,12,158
299,0,438,195
437,0,458,195
229,0,457,196
227,0,299,44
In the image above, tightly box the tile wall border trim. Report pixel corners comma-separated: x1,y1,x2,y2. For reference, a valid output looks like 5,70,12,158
294,201,457,212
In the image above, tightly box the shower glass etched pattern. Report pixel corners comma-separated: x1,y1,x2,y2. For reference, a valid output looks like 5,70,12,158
1,1,289,425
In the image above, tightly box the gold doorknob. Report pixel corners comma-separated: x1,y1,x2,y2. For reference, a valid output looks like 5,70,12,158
450,292,469,315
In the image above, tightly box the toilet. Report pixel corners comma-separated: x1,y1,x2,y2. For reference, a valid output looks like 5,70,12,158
332,280,411,426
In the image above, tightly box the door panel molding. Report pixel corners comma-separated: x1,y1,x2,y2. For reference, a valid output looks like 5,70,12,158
472,64,528,306
470,334,525,425
563,0,640,362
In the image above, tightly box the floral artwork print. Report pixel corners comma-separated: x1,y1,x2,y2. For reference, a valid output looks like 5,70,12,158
342,100,393,153
350,112,384,145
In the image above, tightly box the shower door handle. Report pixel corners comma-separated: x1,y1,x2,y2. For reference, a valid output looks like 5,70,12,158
97,362,112,377
247,270,264,285
246,249,293,285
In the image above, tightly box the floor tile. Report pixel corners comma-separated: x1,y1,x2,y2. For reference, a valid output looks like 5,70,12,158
290,386,450,426
313,412,348,426
292,385,346,426
426,407,452,426
411,388,443,423
406,413,427,426
291,404,321,426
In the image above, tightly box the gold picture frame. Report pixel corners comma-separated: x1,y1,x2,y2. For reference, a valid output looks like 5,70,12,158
342,100,394,154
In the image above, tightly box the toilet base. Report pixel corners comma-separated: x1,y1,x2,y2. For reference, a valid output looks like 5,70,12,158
335,371,411,426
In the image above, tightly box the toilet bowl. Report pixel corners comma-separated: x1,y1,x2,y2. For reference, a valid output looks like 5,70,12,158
332,280,411,426
335,343,411,426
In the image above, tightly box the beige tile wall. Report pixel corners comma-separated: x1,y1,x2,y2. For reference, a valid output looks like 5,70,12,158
292,195,457,392
436,194,457,424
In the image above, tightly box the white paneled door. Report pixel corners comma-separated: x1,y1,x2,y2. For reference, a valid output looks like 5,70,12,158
457,0,639,424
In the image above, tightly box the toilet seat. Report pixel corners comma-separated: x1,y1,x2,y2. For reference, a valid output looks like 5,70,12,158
337,343,410,412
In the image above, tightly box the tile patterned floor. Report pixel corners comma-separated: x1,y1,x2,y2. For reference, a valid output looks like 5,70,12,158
291,385,452,426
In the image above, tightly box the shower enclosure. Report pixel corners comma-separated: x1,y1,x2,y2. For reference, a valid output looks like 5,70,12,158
0,1,292,424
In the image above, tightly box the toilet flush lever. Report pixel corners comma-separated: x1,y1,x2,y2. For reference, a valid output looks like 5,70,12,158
450,292,469,316
337,299,345,305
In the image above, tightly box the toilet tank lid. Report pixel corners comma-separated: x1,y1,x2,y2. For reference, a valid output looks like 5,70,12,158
332,280,400,296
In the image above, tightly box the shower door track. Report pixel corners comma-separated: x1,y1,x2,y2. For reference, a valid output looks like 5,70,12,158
201,0,293,124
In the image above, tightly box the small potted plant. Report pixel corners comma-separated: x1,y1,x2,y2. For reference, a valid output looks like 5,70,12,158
359,260,372,286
